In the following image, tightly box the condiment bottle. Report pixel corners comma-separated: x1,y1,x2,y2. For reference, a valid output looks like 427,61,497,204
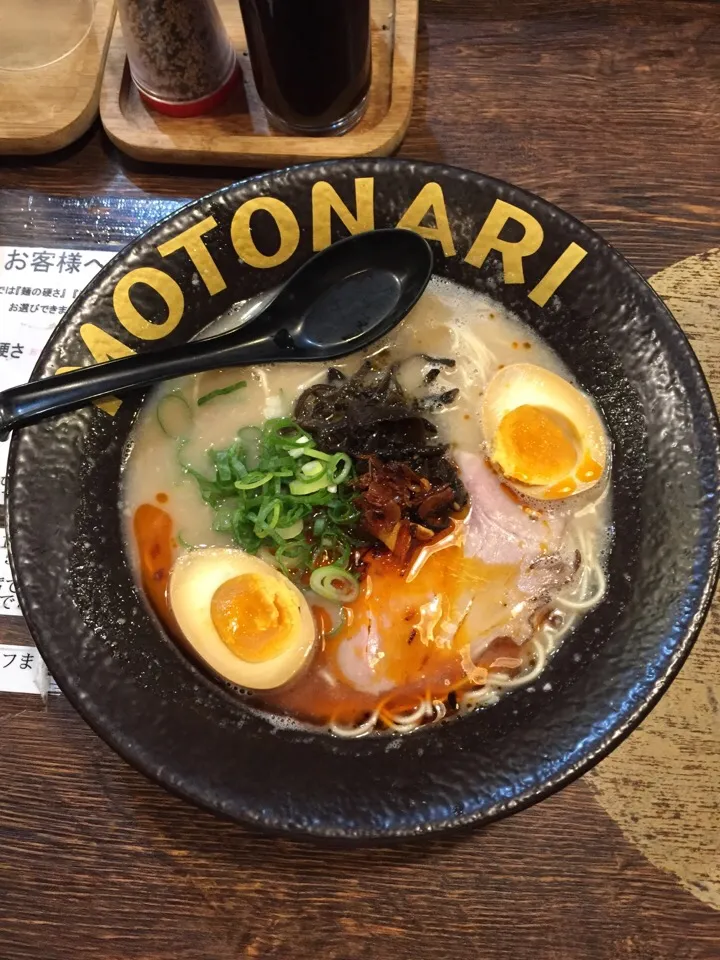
116,0,238,117
238,0,371,135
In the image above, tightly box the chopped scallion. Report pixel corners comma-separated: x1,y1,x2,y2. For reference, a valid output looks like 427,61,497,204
235,471,274,490
328,453,352,485
301,460,325,479
185,416,362,589
309,565,360,603
276,518,304,540
157,392,193,439
197,379,247,407
289,476,330,496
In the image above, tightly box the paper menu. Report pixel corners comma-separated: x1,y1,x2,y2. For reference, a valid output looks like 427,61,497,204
0,529,59,695
0,527,20,617
0,244,115,504
0,644,51,696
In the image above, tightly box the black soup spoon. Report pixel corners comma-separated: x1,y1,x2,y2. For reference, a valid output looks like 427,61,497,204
0,229,433,439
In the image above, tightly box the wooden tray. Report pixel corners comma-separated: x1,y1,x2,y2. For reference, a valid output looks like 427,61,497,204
0,0,116,155
100,0,418,167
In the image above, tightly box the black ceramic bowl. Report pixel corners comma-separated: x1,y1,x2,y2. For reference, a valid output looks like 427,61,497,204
7,160,720,840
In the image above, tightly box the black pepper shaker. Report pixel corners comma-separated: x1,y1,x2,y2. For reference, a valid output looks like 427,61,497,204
116,0,238,116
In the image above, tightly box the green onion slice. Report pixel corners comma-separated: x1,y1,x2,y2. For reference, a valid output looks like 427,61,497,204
254,498,282,536
157,392,193,439
301,459,326,479
303,447,333,462
197,379,247,407
327,453,352,485
309,565,360,603
265,418,309,447
289,475,330,496
275,518,304,540
327,500,359,524
235,471,274,490
275,541,310,572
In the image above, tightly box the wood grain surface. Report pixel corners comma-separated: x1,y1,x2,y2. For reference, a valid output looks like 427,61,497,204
1,1,719,958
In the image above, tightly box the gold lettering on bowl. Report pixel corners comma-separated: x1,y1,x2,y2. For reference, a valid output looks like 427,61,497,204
465,199,544,283
312,178,375,251
396,182,456,257
158,216,226,296
231,197,300,269
114,267,184,341
529,242,588,307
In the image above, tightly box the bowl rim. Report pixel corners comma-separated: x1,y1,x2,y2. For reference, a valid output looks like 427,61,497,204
7,157,720,840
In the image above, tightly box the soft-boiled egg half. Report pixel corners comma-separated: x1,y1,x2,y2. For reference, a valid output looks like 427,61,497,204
168,547,316,690
482,363,607,500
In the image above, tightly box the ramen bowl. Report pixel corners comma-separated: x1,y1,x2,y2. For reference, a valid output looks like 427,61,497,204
7,160,720,840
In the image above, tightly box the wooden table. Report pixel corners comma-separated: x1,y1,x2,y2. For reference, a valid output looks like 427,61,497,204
1,2,719,957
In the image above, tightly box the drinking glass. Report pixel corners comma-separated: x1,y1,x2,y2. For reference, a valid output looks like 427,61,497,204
239,0,372,135
0,0,95,71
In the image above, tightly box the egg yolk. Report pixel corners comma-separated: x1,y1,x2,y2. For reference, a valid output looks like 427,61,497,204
576,451,603,483
544,477,577,498
494,404,578,485
210,573,295,663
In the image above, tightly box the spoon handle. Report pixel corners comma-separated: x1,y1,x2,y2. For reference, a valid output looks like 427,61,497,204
0,329,277,440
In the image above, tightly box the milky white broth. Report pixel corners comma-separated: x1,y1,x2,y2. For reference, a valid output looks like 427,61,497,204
122,277,611,731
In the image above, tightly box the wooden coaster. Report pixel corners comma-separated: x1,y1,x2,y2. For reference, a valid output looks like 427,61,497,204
0,0,116,156
99,0,418,168
588,247,720,911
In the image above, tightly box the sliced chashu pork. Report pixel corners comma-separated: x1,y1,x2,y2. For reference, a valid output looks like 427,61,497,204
454,450,576,659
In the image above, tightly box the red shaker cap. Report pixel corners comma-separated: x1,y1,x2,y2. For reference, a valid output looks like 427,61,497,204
138,62,240,118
